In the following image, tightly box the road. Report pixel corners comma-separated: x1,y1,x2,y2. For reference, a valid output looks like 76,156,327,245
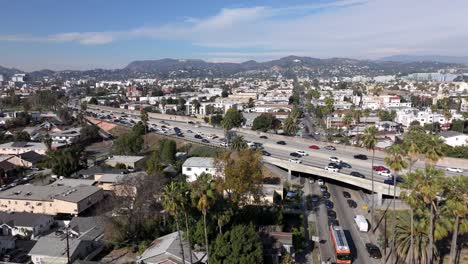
83,107,468,182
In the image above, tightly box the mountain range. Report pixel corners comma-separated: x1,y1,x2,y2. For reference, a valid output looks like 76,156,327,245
0,55,465,80
379,55,468,64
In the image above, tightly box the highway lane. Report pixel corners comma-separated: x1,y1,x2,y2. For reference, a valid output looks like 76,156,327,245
86,108,467,179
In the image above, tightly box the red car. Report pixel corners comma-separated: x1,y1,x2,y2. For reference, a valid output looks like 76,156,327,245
373,166,388,171
309,145,320,150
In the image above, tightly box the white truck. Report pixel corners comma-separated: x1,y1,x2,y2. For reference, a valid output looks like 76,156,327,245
354,215,369,232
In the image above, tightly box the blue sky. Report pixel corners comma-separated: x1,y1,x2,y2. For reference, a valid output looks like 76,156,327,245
2,0,468,71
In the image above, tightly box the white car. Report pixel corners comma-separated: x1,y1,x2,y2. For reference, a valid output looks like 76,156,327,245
329,156,341,163
446,167,463,173
317,179,324,186
296,150,309,156
378,170,392,177
289,158,302,164
325,165,340,172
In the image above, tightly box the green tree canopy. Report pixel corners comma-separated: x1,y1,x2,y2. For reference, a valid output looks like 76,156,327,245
221,109,245,131
210,224,263,264
252,113,281,132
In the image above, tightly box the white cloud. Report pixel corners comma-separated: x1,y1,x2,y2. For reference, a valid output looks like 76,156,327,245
1,0,468,60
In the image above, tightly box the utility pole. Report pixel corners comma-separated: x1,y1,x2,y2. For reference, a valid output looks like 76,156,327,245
65,225,71,264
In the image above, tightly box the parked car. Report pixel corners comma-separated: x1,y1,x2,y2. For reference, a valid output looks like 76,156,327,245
309,145,320,149
325,200,334,209
277,141,286,145
323,191,331,199
446,167,463,173
365,243,382,259
327,210,337,219
317,179,324,186
350,171,365,178
310,195,321,203
354,154,368,160
320,186,328,192
343,191,351,199
288,158,302,164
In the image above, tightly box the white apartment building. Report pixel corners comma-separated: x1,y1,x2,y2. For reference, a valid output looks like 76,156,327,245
50,127,82,144
182,157,221,182
395,109,451,127
440,131,468,147
11,74,27,82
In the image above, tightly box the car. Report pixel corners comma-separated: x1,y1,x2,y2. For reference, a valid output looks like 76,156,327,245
194,134,202,139
296,150,309,156
384,177,404,185
328,218,340,226
320,186,328,192
354,154,368,160
259,135,268,139
327,210,337,219
324,145,336,151
329,156,341,163
328,162,342,169
309,145,320,150
343,191,351,199
446,167,463,173
347,199,357,208
340,162,352,168
201,139,210,143
378,170,392,177
365,243,382,259
325,165,340,172
310,195,321,203
350,171,365,178
384,179,394,185
288,158,302,164
290,152,302,158
373,166,388,171
186,130,193,133
323,191,331,199
325,200,334,209
262,150,271,156
317,179,324,186
276,141,286,145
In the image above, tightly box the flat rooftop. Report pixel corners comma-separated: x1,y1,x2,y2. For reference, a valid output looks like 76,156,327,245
0,184,101,203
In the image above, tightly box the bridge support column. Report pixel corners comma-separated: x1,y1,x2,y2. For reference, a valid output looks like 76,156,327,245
287,169,292,181
375,192,383,207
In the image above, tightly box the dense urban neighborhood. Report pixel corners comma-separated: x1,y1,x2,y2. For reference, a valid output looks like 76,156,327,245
0,56,466,264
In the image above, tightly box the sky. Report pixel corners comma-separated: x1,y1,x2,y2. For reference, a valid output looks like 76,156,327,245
1,0,468,71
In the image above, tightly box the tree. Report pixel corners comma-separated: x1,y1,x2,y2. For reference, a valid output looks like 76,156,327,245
247,98,255,108
423,136,444,166
221,89,229,98
230,135,247,151
210,224,263,264
193,100,201,114
210,114,223,127
162,182,186,264
361,126,378,230
221,109,244,131
160,139,177,164
45,146,82,176
192,173,217,262
252,113,280,132
113,131,144,155
445,176,468,264
14,131,30,142
89,97,98,105
140,109,149,133
342,112,353,130
78,124,101,145
282,116,298,136
308,89,320,100
384,144,408,263
217,150,263,206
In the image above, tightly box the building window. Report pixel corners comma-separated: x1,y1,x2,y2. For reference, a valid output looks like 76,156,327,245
186,168,192,171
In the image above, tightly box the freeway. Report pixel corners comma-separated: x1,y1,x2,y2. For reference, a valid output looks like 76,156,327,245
84,107,468,183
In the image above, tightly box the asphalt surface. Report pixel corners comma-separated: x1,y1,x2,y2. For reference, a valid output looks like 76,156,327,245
85,108,467,186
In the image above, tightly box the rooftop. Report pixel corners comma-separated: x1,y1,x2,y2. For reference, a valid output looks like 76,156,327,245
107,155,145,163
0,211,52,227
29,236,90,258
182,157,215,168
440,131,467,138
0,184,101,203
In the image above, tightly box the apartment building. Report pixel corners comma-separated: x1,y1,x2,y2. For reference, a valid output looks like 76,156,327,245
0,185,103,216
182,157,221,182
50,127,82,144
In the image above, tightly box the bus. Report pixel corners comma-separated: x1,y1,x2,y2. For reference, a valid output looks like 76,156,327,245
329,225,352,263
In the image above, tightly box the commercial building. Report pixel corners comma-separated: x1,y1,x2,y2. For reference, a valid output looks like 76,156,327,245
0,185,103,215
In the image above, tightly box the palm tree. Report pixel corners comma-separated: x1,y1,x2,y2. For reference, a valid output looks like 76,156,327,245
230,135,247,151
461,112,468,134
282,116,298,136
191,173,217,263
424,136,445,166
406,141,421,173
384,144,408,263
352,109,362,143
446,176,468,264
342,112,353,134
431,104,437,133
178,181,194,264
162,182,186,264
361,126,378,231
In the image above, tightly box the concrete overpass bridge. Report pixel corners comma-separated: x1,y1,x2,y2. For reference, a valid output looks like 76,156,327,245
262,156,403,202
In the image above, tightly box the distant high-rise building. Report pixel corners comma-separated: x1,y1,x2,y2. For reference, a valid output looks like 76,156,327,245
0,74,3,82
11,73,27,82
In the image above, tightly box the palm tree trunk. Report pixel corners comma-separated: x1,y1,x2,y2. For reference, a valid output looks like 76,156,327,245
449,215,460,264
410,208,414,264
175,218,186,264
184,213,193,264
203,212,210,263
392,173,397,264
429,203,434,263
371,149,375,232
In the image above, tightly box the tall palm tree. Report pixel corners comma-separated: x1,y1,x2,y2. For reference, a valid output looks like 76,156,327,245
384,144,408,263
191,173,217,263
424,136,445,166
353,109,362,144
430,104,438,133
461,112,468,134
230,135,247,151
178,181,194,264
162,182,186,264
406,141,421,173
361,126,378,230
446,176,468,264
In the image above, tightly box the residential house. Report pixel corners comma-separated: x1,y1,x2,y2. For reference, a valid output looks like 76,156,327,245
0,236,15,254
138,232,205,264
105,155,146,169
29,236,96,264
68,216,105,241
50,127,82,144
0,141,64,155
0,212,53,238
439,131,468,147
182,157,220,182
4,151,46,169
94,171,145,196
0,185,103,215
